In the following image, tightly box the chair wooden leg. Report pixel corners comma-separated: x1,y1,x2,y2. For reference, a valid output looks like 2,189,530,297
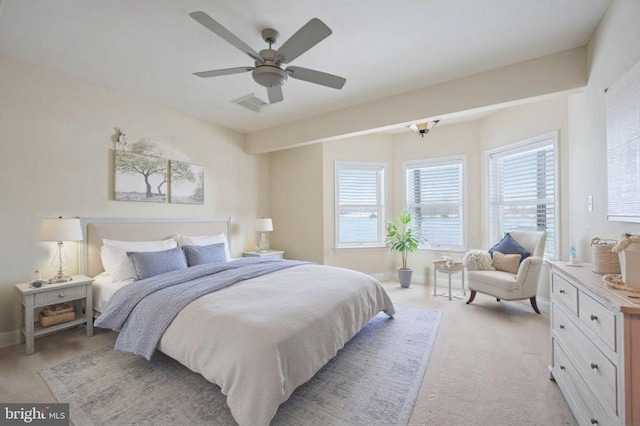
466,290,476,305
496,298,501,302
530,297,541,314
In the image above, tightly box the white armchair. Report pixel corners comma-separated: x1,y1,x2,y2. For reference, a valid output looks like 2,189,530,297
466,231,547,314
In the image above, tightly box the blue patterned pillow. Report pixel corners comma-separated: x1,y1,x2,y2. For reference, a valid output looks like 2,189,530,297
127,247,188,280
488,233,531,263
182,243,227,267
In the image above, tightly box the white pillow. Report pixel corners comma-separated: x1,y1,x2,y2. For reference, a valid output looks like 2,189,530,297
101,238,177,283
463,250,496,271
175,233,231,261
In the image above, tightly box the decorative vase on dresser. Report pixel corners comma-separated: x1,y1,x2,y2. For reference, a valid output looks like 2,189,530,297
549,262,640,426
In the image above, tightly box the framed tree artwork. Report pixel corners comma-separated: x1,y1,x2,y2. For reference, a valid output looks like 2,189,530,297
169,160,205,205
115,151,168,203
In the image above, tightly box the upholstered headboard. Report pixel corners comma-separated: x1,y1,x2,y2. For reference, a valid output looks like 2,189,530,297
80,217,231,277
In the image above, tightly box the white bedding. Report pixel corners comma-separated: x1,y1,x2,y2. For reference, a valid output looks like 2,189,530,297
155,264,395,425
91,272,132,313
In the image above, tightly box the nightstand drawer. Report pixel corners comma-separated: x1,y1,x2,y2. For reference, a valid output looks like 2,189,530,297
34,286,86,307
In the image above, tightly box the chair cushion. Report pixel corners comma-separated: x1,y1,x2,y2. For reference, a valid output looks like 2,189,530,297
463,250,495,271
488,233,531,263
492,251,521,274
468,270,518,291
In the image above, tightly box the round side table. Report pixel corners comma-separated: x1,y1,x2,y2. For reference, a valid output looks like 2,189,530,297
433,261,465,301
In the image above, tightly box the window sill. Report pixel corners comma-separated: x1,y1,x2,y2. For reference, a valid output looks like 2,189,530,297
418,246,467,253
335,243,387,250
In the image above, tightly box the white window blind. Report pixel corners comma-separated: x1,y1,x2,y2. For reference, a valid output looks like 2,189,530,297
488,135,557,258
405,157,464,249
606,59,640,222
335,162,386,248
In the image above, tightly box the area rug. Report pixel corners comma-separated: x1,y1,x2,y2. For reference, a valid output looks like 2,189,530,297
40,304,441,425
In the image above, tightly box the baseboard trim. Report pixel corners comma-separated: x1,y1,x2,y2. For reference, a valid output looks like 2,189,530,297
0,330,20,348
369,271,395,282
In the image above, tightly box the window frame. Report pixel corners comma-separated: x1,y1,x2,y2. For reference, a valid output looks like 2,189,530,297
334,161,387,249
484,131,560,259
403,155,466,251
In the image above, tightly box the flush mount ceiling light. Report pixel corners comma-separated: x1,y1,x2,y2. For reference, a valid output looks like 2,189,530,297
409,120,440,137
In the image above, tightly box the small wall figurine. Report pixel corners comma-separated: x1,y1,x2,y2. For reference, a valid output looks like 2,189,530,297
115,127,128,150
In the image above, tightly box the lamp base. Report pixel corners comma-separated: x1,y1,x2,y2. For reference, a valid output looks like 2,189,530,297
257,232,270,252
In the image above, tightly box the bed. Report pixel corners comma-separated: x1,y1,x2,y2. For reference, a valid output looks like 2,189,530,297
82,217,395,425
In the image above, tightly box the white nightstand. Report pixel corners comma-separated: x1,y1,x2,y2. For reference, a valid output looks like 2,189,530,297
243,250,285,259
15,275,94,355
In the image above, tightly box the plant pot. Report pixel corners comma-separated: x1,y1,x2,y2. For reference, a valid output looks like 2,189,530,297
398,268,413,288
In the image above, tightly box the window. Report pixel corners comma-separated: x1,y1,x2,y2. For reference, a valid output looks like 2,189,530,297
404,156,464,249
487,132,558,258
335,162,386,248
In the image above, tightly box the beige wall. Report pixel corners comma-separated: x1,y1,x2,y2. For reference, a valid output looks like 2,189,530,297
269,144,324,263
322,134,395,275
568,0,640,261
391,120,483,284
0,55,270,338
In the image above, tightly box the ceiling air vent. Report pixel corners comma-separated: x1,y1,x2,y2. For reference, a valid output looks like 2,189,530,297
232,94,269,113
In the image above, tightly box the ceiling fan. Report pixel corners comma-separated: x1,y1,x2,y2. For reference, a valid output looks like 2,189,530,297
189,11,347,104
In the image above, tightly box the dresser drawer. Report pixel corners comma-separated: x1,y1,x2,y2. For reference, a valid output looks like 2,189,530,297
33,285,86,307
579,292,617,352
553,304,618,416
552,273,579,315
553,340,617,426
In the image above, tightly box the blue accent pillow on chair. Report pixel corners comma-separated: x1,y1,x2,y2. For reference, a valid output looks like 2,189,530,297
182,243,228,267
488,233,531,263
127,247,188,280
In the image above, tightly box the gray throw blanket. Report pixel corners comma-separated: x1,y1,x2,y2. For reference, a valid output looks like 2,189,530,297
95,258,311,360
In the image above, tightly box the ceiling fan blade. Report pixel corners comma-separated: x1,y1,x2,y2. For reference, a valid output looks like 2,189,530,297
267,86,284,104
190,11,262,62
286,66,346,90
276,18,332,64
193,67,254,78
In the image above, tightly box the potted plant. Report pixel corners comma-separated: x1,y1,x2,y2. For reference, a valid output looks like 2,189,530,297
386,212,420,288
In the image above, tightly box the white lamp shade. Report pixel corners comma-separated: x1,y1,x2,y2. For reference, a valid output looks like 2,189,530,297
255,218,273,232
39,218,83,242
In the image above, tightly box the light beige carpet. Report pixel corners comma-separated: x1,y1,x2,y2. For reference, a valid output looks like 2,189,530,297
0,281,575,425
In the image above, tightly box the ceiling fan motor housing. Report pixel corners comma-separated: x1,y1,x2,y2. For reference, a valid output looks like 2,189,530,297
252,65,288,88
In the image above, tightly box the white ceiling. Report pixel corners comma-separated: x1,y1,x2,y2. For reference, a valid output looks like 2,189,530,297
0,0,610,133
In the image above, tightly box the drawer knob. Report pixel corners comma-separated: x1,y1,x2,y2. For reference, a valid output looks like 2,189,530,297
590,314,598,321
559,324,565,330
58,293,65,298
559,365,565,370
590,419,598,425
559,289,565,294
590,363,598,370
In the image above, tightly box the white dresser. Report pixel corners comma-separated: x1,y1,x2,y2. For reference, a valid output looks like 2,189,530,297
550,262,640,426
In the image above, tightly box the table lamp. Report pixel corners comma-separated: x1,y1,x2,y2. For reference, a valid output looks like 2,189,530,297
255,218,273,252
39,217,83,283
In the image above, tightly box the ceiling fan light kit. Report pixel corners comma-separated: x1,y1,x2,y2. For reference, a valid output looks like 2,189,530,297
189,11,346,105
